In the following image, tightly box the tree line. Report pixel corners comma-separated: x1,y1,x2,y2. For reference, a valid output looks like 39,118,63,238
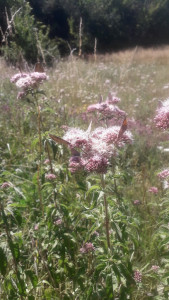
1,0,169,63
28,0,169,53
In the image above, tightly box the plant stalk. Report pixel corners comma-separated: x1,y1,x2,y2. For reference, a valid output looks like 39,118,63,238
37,103,44,215
101,174,110,249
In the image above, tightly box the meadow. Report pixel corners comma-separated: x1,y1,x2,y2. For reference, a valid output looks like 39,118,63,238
1,46,169,299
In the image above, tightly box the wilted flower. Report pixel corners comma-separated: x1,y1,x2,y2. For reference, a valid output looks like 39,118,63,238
151,265,160,272
154,99,169,129
80,242,95,254
134,270,142,282
157,169,169,179
45,173,56,180
148,187,158,194
1,182,11,189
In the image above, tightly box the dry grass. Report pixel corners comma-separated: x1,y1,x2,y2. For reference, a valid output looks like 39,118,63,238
98,45,169,64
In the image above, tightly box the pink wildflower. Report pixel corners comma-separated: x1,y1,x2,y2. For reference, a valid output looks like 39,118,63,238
134,270,142,283
87,93,126,119
69,156,82,173
83,155,109,173
11,73,28,83
148,187,158,194
101,126,133,147
34,224,39,231
154,99,169,129
80,242,95,254
157,169,169,179
63,128,89,148
60,123,132,174
1,182,11,189
54,219,62,225
44,159,50,164
11,72,48,91
151,265,160,272
45,173,56,180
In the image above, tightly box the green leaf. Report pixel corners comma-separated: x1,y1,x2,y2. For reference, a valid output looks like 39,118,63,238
28,296,35,300
26,270,38,288
86,185,100,196
9,241,20,263
0,247,7,276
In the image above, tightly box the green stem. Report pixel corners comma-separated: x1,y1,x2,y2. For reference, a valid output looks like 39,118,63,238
36,102,44,215
101,174,110,249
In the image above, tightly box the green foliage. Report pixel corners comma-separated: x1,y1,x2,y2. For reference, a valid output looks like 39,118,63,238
1,49,169,298
0,0,59,65
28,0,169,54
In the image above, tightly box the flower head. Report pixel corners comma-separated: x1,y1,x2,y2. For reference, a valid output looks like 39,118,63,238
134,270,142,283
154,99,169,129
60,122,132,174
82,155,109,173
11,71,48,92
54,219,62,225
80,242,95,254
1,182,11,189
151,265,160,272
45,173,56,180
157,169,169,179
148,187,158,194
87,93,126,120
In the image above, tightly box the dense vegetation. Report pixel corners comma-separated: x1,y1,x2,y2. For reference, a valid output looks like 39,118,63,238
1,1,169,299
1,47,169,299
1,0,169,62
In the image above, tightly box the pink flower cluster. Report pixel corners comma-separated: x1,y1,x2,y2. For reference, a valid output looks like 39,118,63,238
80,242,95,254
148,187,158,194
154,99,169,129
54,219,62,225
63,125,133,173
157,169,169,179
151,265,160,272
11,71,48,97
1,182,11,189
134,270,142,282
87,93,125,119
45,173,56,180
